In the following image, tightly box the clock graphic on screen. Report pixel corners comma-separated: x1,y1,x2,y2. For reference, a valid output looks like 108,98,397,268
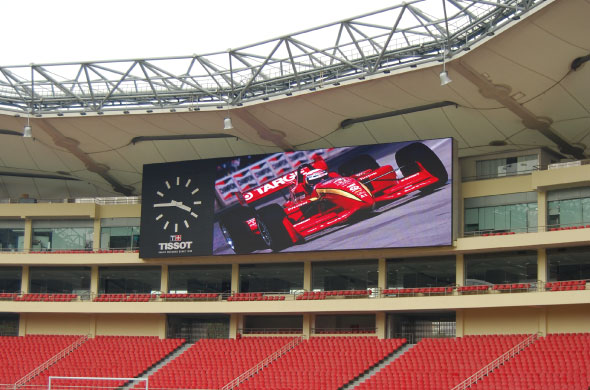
152,176,202,233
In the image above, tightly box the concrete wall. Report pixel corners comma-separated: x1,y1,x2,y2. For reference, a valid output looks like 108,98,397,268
21,313,166,338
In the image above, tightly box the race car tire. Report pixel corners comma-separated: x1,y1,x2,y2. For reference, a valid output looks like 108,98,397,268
219,206,260,254
395,142,448,187
256,203,293,252
338,154,379,176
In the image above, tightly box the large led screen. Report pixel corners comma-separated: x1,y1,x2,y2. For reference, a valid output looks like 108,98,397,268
139,138,453,258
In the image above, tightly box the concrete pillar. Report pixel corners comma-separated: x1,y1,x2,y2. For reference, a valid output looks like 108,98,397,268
18,313,27,336
303,261,312,291
21,265,29,294
93,218,101,251
456,254,465,287
89,314,97,337
302,313,311,338
158,314,167,339
160,264,168,293
538,189,547,232
231,264,239,293
456,309,464,337
376,312,386,339
378,258,387,290
230,314,242,338
538,248,547,285
90,266,99,297
538,308,547,336
23,218,32,252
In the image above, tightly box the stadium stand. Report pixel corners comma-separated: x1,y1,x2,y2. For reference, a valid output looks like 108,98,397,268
0,335,80,384
143,337,292,390
354,334,528,390
237,336,406,390
471,333,590,390
25,336,184,389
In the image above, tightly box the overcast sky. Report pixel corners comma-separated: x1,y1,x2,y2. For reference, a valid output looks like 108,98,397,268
3,0,400,65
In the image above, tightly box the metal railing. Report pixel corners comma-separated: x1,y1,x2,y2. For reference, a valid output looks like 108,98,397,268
463,222,590,237
451,333,539,390
239,328,303,335
0,281,587,305
0,196,141,205
311,327,376,335
0,248,139,254
220,336,304,390
13,335,90,388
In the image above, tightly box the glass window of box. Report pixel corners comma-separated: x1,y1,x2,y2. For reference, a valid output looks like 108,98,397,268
99,266,160,294
387,256,455,288
547,187,590,228
476,154,537,179
0,221,25,252
240,263,303,293
0,314,18,336
387,312,455,343
548,246,590,281
312,260,378,291
314,314,375,334
168,265,231,293
465,251,537,285
464,192,537,235
31,220,93,252
167,315,229,342
243,315,303,334
29,267,90,295
0,267,21,293
100,218,140,250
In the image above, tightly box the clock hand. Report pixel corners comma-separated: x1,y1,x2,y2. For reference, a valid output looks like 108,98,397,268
153,202,175,208
172,200,192,212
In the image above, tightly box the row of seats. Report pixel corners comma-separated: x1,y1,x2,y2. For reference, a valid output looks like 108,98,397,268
93,294,157,302
14,293,78,302
457,285,491,292
160,293,219,300
1,293,78,301
481,231,517,236
228,295,286,301
548,225,590,231
546,280,586,288
382,287,453,295
493,283,531,291
296,290,370,300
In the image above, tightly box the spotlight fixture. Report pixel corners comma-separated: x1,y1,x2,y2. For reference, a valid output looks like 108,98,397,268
223,117,234,130
23,109,32,138
23,125,32,138
440,0,452,86
440,70,452,86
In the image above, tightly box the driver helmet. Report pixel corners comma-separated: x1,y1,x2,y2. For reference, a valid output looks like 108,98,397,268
305,169,329,188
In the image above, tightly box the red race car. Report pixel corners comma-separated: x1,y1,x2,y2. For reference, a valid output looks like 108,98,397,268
218,142,448,254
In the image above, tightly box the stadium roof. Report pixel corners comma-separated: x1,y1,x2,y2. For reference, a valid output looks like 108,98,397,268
0,0,588,198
